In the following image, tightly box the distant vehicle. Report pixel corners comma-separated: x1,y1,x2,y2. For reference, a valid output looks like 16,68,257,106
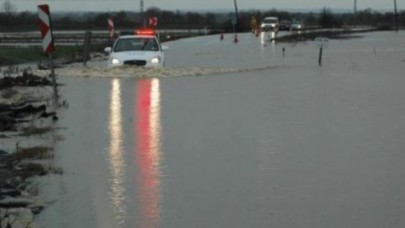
290,20,305,31
260,17,279,32
104,29,168,67
279,20,292,31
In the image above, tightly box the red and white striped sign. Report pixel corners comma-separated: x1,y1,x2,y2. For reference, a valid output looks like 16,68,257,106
38,4,55,53
149,17,158,27
108,17,115,39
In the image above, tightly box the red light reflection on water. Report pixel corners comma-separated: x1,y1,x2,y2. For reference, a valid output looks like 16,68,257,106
135,78,162,228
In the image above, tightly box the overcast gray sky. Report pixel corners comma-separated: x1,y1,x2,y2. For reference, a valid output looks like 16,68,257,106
7,0,404,12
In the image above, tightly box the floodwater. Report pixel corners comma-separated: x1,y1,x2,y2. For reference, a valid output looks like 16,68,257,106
37,31,405,228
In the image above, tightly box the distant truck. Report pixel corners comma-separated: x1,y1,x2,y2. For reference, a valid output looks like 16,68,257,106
260,17,279,32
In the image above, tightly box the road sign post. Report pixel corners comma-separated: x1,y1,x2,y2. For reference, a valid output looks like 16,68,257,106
38,4,58,101
149,17,158,27
108,17,115,44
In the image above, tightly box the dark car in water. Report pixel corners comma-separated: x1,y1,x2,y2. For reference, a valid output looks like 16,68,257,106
279,20,292,31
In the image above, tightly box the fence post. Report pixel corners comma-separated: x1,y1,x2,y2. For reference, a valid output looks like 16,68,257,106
318,44,323,66
315,37,328,67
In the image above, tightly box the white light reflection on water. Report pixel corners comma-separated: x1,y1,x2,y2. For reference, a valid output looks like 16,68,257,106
108,78,128,226
135,78,162,228
260,31,277,48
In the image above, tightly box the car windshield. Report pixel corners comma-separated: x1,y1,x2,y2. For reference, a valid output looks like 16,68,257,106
114,37,159,52
263,18,277,23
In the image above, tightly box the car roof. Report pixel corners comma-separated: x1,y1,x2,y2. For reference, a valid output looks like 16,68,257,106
118,35,156,39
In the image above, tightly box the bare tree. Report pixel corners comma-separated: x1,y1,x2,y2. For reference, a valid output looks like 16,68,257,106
2,0,16,14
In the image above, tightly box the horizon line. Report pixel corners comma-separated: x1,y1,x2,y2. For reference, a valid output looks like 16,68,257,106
15,7,401,13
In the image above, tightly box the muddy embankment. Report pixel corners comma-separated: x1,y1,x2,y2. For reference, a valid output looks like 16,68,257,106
0,68,63,228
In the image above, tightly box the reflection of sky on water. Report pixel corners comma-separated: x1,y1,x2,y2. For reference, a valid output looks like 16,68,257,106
135,78,162,228
108,78,128,225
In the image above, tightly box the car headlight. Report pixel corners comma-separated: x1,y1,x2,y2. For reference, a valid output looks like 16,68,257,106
110,58,121,65
151,57,161,64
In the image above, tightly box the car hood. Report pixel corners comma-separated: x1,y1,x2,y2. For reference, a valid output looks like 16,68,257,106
111,51,162,61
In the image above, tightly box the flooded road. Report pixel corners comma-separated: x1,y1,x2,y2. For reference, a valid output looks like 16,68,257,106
38,32,405,227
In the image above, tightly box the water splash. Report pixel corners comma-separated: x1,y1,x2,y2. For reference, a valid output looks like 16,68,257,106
33,65,274,78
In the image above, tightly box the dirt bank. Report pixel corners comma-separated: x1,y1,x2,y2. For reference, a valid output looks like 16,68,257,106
0,70,62,228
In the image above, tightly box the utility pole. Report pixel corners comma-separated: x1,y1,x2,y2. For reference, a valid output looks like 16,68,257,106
140,0,146,26
353,0,357,26
353,0,357,14
394,0,399,32
233,0,239,32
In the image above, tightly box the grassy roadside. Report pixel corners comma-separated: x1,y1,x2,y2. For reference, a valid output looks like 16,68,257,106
0,46,47,66
0,45,105,67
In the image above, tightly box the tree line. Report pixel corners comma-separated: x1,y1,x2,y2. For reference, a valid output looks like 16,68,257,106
1,0,404,32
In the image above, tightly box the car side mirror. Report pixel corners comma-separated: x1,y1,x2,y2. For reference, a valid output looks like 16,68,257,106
161,45,169,51
104,47,112,53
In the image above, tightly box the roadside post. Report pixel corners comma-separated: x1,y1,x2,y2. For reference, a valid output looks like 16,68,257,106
83,31,92,66
38,4,58,101
315,37,328,66
148,16,159,40
231,18,236,33
319,44,323,66
231,18,238,43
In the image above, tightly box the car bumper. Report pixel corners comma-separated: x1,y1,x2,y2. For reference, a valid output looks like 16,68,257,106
108,59,164,67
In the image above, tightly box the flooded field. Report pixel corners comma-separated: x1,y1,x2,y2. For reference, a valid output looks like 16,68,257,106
36,31,405,228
